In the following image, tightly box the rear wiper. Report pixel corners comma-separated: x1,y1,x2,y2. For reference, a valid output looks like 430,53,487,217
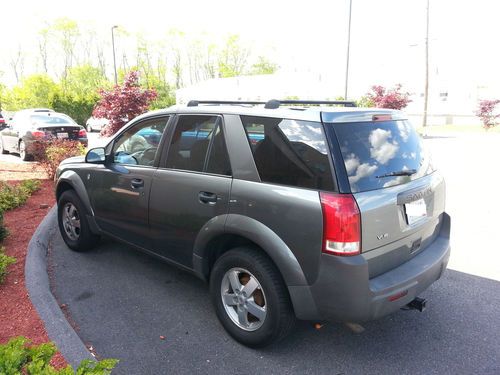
376,169,417,178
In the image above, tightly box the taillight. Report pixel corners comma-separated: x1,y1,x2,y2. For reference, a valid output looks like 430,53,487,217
31,130,45,137
319,192,361,256
78,129,87,138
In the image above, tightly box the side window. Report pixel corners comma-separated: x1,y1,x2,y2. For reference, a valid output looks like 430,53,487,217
112,117,169,166
165,115,231,175
206,125,231,176
241,116,334,191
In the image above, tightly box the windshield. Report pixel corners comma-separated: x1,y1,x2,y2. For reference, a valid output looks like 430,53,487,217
327,120,434,193
31,114,75,125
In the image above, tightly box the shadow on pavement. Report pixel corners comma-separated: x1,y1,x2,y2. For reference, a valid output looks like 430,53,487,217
49,233,500,375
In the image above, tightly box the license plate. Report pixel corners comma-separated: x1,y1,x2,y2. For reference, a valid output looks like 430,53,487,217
405,198,427,225
57,132,68,139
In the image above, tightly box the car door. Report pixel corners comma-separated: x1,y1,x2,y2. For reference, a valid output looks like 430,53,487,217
88,116,170,248
149,114,232,267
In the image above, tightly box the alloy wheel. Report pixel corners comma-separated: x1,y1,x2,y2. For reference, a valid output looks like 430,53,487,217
220,267,267,331
62,202,81,241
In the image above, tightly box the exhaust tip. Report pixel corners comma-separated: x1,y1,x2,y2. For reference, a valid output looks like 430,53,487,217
406,297,427,312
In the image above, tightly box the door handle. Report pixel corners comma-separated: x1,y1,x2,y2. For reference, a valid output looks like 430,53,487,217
199,191,217,204
130,178,144,189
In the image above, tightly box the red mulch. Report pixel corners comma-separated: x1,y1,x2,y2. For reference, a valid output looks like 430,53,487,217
0,179,67,368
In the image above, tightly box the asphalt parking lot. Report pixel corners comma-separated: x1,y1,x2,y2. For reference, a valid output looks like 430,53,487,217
47,133,500,374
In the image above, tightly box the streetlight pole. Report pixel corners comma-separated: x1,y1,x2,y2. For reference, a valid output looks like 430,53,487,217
111,25,118,86
344,0,353,100
422,0,430,127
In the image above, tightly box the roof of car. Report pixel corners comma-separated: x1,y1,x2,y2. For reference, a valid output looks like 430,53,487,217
137,103,406,124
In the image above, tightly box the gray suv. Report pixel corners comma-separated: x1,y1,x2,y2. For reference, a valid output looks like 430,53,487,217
55,100,451,347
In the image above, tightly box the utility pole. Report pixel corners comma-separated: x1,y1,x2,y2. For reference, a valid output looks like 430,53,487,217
111,25,118,86
344,0,353,100
422,0,430,127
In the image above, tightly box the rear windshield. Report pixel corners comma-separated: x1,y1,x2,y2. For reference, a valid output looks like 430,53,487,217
31,115,74,125
328,120,434,193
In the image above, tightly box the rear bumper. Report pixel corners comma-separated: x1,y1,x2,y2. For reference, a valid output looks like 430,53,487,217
289,212,451,322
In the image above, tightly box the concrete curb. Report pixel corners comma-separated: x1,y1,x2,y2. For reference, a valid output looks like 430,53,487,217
25,206,93,368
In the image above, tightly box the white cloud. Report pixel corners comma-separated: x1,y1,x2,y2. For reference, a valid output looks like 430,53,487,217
369,128,399,164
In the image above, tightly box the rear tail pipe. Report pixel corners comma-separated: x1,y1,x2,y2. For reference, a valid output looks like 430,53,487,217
406,297,427,312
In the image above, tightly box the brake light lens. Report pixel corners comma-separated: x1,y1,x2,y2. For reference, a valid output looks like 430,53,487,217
372,114,392,121
31,130,45,137
320,192,361,256
78,129,87,138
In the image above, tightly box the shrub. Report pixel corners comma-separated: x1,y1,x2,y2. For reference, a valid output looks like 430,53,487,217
0,211,8,243
50,92,99,126
93,70,157,137
475,99,500,129
0,180,41,212
0,337,118,374
365,84,411,110
0,246,15,284
32,140,86,180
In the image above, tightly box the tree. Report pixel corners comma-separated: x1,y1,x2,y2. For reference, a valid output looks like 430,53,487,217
218,35,250,78
52,65,110,125
475,99,500,129
9,46,25,84
52,18,80,79
249,56,279,75
93,71,157,136
2,74,58,110
38,27,51,73
365,84,411,110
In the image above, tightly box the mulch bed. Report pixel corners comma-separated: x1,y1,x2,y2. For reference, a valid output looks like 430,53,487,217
0,179,66,368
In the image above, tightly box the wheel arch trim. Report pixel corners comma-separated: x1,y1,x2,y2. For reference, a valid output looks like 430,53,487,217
192,214,308,287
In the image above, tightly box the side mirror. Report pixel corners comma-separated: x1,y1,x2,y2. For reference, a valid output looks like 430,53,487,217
85,147,106,164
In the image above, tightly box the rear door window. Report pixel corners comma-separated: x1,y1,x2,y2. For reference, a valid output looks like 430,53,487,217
165,115,231,175
241,116,334,191
327,120,434,193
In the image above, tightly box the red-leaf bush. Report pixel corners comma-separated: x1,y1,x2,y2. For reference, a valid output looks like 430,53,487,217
475,99,500,129
92,70,157,137
366,84,411,110
31,139,86,180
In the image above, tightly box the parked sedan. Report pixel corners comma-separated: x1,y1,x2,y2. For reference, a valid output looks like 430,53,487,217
0,109,88,161
85,117,109,132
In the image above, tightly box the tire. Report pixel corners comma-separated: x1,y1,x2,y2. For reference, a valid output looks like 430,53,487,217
19,140,30,161
0,137,8,154
210,247,296,347
57,190,100,251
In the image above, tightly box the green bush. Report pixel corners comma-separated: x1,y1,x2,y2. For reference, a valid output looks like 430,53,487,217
50,92,99,126
0,246,16,284
0,211,8,243
0,180,41,212
0,337,118,374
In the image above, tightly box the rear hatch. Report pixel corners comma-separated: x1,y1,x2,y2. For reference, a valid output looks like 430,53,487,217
324,116,446,278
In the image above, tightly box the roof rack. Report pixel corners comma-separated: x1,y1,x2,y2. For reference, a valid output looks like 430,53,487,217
186,99,357,109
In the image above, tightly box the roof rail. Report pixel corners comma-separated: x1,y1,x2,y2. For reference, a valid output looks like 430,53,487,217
187,100,267,107
264,100,357,109
186,99,357,109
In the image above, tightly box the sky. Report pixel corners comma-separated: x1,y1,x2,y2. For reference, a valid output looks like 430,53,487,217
1,0,499,100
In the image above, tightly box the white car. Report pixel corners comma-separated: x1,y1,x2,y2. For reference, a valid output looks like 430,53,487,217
85,117,109,132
